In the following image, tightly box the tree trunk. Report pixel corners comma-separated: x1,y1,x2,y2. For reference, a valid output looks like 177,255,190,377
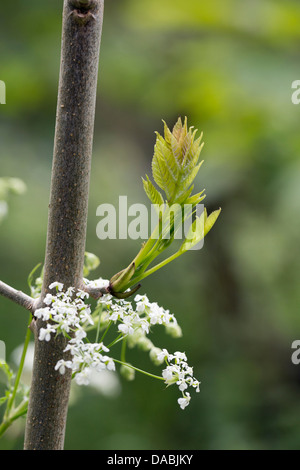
24,0,104,450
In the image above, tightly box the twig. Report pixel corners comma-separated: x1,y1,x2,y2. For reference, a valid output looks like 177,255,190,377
0,280,36,313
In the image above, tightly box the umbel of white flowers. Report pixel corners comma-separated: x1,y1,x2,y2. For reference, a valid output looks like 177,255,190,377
34,281,200,410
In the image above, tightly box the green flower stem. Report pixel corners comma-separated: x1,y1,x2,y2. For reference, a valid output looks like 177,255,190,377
0,418,10,438
107,333,124,349
113,359,165,382
4,314,31,420
13,398,29,419
0,315,31,438
95,305,103,343
121,337,127,363
100,320,112,343
0,397,29,438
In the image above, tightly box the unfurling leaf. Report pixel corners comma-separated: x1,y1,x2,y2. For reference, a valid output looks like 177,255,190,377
151,117,205,205
179,208,221,254
204,208,222,236
142,175,164,209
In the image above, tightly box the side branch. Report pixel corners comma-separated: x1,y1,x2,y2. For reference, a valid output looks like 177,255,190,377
0,280,36,313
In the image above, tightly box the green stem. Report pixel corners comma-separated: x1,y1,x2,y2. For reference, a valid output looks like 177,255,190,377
0,398,30,439
95,305,103,343
121,205,188,290
0,316,31,438
107,333,124,349
100,321,112,343
0,417,12,438
4,314,31,420
127,250,182,288
121,337,127,363
113,359,165,382
132,210,168,268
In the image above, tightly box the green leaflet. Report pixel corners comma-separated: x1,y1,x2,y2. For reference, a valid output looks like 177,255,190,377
142,175,164,211
204,208,222,236
179,208,221,254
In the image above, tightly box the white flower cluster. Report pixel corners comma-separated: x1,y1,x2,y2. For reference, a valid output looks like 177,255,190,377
34,282,93,341
98,292,182,343
34,280,200,409
157,349,201,410
56,341,115,386
34,282,115,386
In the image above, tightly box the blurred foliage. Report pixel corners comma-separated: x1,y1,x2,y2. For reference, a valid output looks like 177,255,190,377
1,0,300,450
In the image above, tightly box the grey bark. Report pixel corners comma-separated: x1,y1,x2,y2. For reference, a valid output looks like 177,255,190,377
24,0,104,450
0,280,35,313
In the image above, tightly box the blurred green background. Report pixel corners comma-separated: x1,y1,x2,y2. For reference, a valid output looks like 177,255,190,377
1,0,300,450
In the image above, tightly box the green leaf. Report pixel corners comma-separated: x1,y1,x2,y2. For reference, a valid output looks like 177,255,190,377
142,175,164,210
152,138,177,200
184,189,206,206
204,208,222,236
179,207,221,254
0,396,8,407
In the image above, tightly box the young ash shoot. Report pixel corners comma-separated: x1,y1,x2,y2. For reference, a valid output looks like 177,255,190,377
0,117,220,442
108,117,221,297
28,117,220,411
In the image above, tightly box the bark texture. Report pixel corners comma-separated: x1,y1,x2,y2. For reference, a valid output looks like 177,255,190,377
0,280,35,313
24,0,104,450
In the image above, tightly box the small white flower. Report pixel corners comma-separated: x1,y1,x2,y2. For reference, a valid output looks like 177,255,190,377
177,380,188,392
102,356,115,371
134,294,149,303
118,323,134,336
162,367,176,383
44,294,54,306
74,328,87,341
34,307,51,321
84,278,109,290
156,348,169,363
63,342,78,356
174,351,187,362
118,315,135,335
49,282,64,291
101,344,110,353
178,393,191,410
191,379,201,393
39,324,56,342
76,289,89,300
75,368,91,386
79,309,94,326
55,359,72,375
